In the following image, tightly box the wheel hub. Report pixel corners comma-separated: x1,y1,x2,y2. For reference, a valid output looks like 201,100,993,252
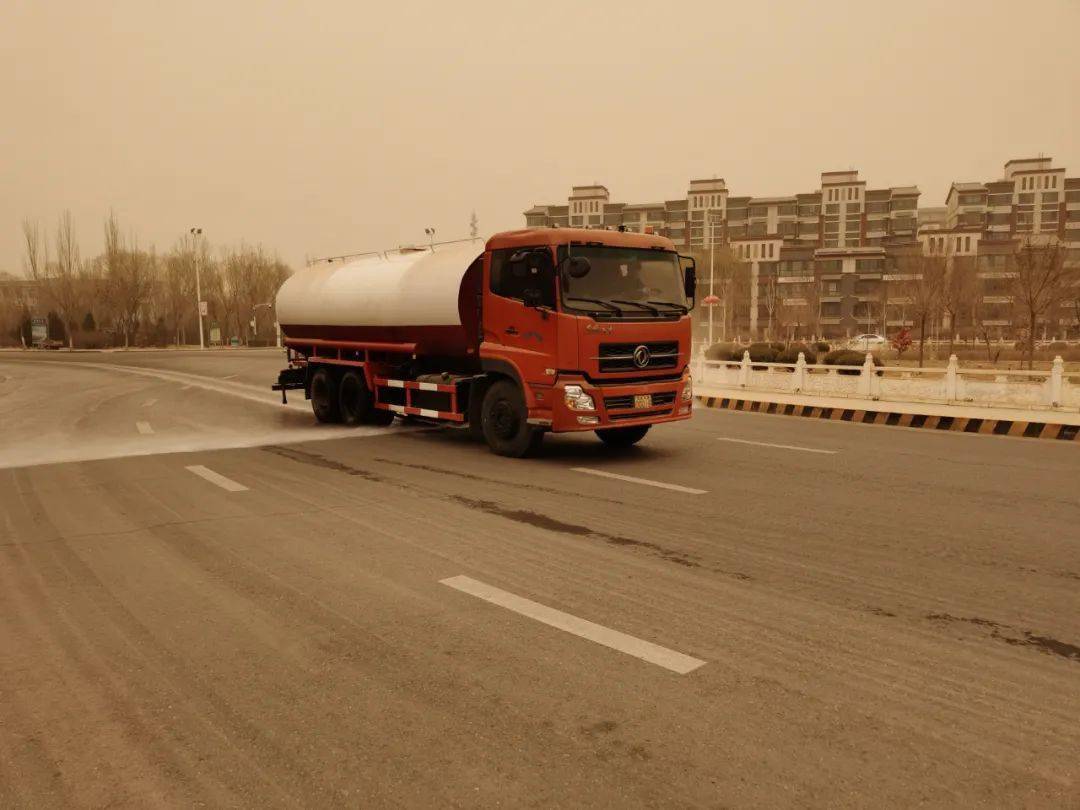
490,399,518,439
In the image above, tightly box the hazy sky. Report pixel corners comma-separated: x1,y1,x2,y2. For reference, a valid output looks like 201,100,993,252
3,0,1078,272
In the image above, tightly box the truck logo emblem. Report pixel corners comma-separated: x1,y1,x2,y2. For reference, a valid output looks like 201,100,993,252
585,323,614,334
633,345,651,368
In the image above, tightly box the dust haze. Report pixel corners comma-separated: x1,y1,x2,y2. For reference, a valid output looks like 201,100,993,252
3,0,1078,269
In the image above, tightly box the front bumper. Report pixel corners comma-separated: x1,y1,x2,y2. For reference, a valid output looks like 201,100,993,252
540,372,693,432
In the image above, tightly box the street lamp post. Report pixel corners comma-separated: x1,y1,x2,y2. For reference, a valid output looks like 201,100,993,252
190,227,205,350
708,213,719,346
251,302,273,341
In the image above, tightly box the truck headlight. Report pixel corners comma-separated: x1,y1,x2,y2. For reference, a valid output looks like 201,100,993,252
681,377,693,402
564,384,596,411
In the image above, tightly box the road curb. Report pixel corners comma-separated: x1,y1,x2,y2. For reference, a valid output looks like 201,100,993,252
695,396,1080,442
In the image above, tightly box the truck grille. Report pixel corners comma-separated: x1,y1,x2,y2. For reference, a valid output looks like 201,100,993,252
604,391,677,411
597,341,679,372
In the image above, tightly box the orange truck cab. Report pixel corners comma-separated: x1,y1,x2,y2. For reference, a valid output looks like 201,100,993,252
274,227,697,457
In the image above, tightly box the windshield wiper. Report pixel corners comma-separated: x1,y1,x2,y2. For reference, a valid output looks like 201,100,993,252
611,299,662,315
646,299,689,314
564,296,623,315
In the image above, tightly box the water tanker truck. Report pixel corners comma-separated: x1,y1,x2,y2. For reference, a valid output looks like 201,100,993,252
273,227,697,457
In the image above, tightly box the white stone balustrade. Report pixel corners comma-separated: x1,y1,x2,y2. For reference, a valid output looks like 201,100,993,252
694,351,1078,412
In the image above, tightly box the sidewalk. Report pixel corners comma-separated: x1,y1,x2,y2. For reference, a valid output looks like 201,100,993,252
696,384,1080,441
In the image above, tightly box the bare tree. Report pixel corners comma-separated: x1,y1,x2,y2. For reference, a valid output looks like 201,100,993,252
896,253,946,367
941,256,978,356
103,214,156,347
1010,238,1074,369
220,246,292,344
21,219,48,280
22,214,87,347
688,245,745,345
164,242,199,345
760,275,779,341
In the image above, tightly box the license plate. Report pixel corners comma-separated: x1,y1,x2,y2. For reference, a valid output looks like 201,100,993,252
634,394,652,409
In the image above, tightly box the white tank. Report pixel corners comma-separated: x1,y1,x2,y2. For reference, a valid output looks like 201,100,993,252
276,239,484,356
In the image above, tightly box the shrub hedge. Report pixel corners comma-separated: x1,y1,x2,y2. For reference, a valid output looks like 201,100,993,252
747,342,779,363
824,349,884,375
775,343,817,365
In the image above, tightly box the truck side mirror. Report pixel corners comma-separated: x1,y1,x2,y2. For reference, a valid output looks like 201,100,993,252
566,256,591,279
680,255,697,309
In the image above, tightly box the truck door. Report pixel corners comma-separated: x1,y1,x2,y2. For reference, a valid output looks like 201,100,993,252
484,247,557,384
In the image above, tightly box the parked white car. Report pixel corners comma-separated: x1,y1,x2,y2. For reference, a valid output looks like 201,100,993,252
848,333,887,351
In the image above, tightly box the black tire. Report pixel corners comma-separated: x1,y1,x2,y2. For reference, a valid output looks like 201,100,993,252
369,408,395,426
338,370,373,426
466,379,488,441
481,379,543,457
310,367,340,423
595,425,650,448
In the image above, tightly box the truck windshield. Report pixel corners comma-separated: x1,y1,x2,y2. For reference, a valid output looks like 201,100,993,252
561,246,686,316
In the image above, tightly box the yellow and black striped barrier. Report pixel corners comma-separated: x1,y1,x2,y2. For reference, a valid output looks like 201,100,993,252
696,396,1080,442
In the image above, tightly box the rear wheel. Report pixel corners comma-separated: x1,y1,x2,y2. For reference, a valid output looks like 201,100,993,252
310,367,340,423
595,425,650,448
369,408,395,426
481,380,543,457
338,370,373,426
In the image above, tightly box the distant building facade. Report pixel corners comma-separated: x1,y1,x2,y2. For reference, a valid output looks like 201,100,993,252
918,157,1080,336
523,157,1080,341
0,273,39,310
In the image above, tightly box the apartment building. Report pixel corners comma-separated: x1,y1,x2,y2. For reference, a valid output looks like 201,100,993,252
523,157,1080,341
524,170,924,339
918,157,1080,337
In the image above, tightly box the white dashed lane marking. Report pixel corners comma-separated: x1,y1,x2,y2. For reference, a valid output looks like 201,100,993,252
142,398,157,407
571,467,706,495
716,437,837,455
440,575,706,675
185,465,249,492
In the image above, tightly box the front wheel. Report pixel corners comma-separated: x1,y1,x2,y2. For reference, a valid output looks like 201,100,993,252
481,380,543,457
595,425,650,448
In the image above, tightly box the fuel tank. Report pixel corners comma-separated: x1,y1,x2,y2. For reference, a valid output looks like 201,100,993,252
276,240,484,357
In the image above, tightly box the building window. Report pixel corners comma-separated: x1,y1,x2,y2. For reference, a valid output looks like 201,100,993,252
965,236,971,252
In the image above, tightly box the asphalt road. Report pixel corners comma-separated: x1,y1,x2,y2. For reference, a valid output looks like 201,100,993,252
1,349,1079,808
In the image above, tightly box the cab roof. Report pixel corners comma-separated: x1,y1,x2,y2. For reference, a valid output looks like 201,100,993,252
487,227,676,252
